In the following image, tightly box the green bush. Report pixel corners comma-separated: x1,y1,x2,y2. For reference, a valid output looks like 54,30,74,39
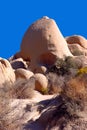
48,56,81,76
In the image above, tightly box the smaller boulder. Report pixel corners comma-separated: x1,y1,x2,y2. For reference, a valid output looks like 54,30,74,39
33,73,48,94
10,58,28,69
15,68,34,80
32,65,47,74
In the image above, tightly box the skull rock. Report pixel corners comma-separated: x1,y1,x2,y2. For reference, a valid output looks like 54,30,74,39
20,16,72,73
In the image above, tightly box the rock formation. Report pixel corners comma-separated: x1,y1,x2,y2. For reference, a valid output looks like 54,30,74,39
1,17,87,130
20,16,72,72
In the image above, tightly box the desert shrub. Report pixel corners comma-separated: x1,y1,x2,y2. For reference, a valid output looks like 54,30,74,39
75,55,87,68
46,74,87,129
0,81,14,100
0,99,11,130
12,77,35,99
40,87,49,95
77,67,87,75
48,56,81,76
65,56,77,68
61,75,87,117
62,78,87,101
46,73,65,94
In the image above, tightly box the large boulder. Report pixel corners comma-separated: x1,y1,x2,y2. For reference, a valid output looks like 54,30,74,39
68,43,87,56
20,16,72,72
0,58,15,87
66,35,87,49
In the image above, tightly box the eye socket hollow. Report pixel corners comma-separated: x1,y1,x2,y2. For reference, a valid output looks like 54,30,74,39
38,53,57,67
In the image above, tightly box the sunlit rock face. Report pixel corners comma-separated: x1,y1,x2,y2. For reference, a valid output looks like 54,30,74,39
0,58,15,87
66,35,87,49
20,16,72,72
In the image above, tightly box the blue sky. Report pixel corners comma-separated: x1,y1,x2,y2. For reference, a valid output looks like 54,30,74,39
0,0,87,58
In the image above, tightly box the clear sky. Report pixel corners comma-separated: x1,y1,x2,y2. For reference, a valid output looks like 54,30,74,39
0,0,87,58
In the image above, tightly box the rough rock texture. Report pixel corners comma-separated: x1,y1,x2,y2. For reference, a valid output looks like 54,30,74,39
68,43,87,56
15,68,34,80
20,16,72,72
66,35,87,49
0,58,15,86
1,94,87,130
0,94,54,130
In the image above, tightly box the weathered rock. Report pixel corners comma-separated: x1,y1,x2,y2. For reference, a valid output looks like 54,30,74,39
10,58,28,69
20,16,72,72
68,43,87,56
33,73,48,93
15,68,34,80
0,58,15,87
1,93,87,130
33,65,47,74
0,94,53,130
66,35,87,49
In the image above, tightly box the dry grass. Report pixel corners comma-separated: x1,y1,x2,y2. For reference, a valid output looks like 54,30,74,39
12,77,35,99
59,74,87,119
62,74,87,101
45,74,87,129
0,78,36,129
0,77,35,100
0,81,14,100
46,73,65,94
0,99,11,130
